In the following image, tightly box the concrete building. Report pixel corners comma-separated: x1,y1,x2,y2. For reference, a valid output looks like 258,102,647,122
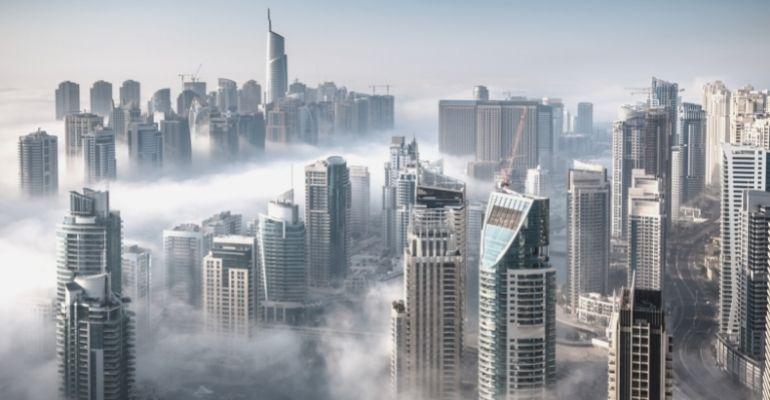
160,115,192,165
720,145,770,338
65,112,104,162
536,103,554,170
671,103,706,220
56,189,122,304
475,100,539,174
119,79,141,108
703,81,731,186
202,211,243,253
383,137,419,254
122,244,151,337
177,89,200,118
439,100,477,156
163,223,204,307
349,165,370,237
577,292,617,327
238,80,262,113
217,78,238,112
56,81,80,120
478,189,555,400
305,156,351,287
127,122,163,170
465,201,485,334
18,129,58,196
257,190,306,324
474,85,489,101
396,170,466,399
266,10,288,104
148,88,172,115
567,161,610,310
627,170,666,291
576,102,593,135
90,80,113,118
390,300,408,397
235,112,266,156
83,126,117,183
525,165,544,196
202,235,258,337
607,286,673,400
57,274,135,400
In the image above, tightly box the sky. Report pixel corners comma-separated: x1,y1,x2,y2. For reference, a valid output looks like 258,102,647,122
1,0,769,123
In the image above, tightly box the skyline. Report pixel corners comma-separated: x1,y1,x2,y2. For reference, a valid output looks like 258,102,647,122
1,1,769,122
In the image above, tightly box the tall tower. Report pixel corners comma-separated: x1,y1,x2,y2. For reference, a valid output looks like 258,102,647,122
18,129,58,196
567,161,610,310
119,79,141,108
238,80,262,113
703,81,731,186
90,80,113,118
257,190,307,323
56,189,122,304
163,224,204,307
83,126,117,183
202,235,258,336
397,170,466,399
127,122,163,169
217,78,238,112
266,9,288,105
607,286,673,400
349,165,371,237
627,170,666,291
148,88,172,115
65,112,104,162
122,244,151,338
55,81,80,120
671,102,706,220
305,156,351,287
57,274,135,400
382,136,419,254
576,101,594,135
477,189,555,400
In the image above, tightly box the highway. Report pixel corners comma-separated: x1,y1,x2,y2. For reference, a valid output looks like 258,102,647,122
668,223,750,400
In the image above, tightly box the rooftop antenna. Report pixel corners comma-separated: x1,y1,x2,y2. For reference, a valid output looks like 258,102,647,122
268,8,272,31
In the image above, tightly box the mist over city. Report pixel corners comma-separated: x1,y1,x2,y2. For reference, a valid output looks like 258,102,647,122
2,1,770,400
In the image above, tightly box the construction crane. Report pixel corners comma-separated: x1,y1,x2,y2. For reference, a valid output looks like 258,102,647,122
369,84,392,95
178,64,203,85
499,107,529,188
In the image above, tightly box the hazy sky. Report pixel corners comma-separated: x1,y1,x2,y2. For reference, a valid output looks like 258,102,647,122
1,0,769,123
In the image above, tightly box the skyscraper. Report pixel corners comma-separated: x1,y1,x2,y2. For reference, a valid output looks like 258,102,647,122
235,112,266,155
576,102,594,135
478,189,555,400
390,300,408,398
83,126,117,183
18,129,58,196
396,169,466,399
567,161,610,310
543,98,564,157
238,80,262,113
720,144,770,338
160,115,192,165
627,170,666,291
56,189,122,304
607,286,673,400
148,88,172,115
671,102,706,219
651,77,679,132
475,100,539,173
266,9,288,105
383,136,419,254
202,235,258,336
465,201,485,333
349,165,370,237
202,211,243,254
474,85,489,101
163,223,204,307
122,244,151,337
119,79,141,108
703,81,731,186
64,112,103,162
89,80,113,118
217,78,238,112
55,81,80,120
305,156,351,287
257,190,306,323
127,122,163,169
177,89,201,118
536,103,554,169
57,274,135,400
438,100,476,155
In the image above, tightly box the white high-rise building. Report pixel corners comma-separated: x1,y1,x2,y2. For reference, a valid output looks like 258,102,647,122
56,189,122,304
720,144,770,337
607,286,673,400
478,189,555,400
56,81,80,120
83,126,117,183
18,129,58,196
122,244,151,337
703,81,731,186
217,78,238,112
257,190,306,323
266,9,288,105
383,136,419,253
525,165,544,196
202,235,258,337
567,161,610,310
65,112,103,162
58,274,135,400
627,170,666,291
349,165,370,237
163,223,204,307
671,102,706,220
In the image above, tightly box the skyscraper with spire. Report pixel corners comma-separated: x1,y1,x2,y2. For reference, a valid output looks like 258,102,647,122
266,9,288,105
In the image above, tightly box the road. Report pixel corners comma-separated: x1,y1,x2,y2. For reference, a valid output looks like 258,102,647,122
668,224,750,400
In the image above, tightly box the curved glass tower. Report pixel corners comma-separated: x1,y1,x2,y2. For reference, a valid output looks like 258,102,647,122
478,189,555,400
266,9,288,105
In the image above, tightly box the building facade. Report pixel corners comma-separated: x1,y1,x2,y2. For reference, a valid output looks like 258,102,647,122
18,129,58,196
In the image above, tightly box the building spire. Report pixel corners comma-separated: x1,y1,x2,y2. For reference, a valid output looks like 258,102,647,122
267,8,272,31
